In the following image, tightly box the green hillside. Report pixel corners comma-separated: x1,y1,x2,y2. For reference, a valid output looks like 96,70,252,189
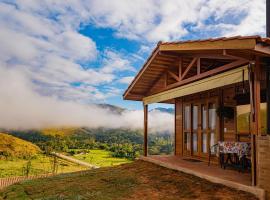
41,127,89,137
0,133,41,159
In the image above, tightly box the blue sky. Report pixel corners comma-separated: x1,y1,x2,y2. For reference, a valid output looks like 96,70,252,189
0,0,266,112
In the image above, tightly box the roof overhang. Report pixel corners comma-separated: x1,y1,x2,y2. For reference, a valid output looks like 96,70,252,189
123,36,270,102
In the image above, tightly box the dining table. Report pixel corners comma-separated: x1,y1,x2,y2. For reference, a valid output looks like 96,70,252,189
217,141,251,171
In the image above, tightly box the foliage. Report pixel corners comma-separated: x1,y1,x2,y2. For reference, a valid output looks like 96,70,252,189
72,149,132,167
148,134,174,155
0,133,41,160
7,127,174,159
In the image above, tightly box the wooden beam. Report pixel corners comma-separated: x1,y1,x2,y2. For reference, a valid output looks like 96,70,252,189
181,58,197,80
179,58,182,79
254,43,270,56
123,48,159,99
164,72,167,88
159,38,256,51
168,70,180,81
160,59,249,92
223,49,249,61
182,53,236,60
146,71,167,95
143,104,148,157
197,58,200,75
143,65,248,105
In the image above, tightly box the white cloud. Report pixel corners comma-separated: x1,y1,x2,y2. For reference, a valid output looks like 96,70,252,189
101,50,136,73
86,0,265,42
118,76,134,84
0,66,173,132
0,1,137,103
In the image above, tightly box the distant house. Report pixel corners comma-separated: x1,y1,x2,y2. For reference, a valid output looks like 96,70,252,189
123,36,270,199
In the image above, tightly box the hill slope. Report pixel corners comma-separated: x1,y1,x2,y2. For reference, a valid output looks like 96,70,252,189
0,160,257,200
41,127,89,137
0,133,41,159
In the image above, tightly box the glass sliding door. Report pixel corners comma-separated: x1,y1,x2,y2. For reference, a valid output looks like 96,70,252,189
201,104,208,155
192,104,199,155
183,98,219,159
209,102,217,154
183,104,191,156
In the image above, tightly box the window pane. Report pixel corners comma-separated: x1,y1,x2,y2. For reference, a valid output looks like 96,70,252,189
193,132,198,152
210,132,216,154
209,103,216,130
184,106,190,130
202,133,207,153
193,105,198,130
184,132,191,151
202,105,207,130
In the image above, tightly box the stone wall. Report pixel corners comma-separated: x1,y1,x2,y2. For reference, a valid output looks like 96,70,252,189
257,135,270,199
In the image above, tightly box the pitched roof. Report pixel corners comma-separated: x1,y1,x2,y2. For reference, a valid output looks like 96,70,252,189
123,35,270,101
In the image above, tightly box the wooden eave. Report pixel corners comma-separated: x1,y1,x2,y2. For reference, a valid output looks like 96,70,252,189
123,36,270,102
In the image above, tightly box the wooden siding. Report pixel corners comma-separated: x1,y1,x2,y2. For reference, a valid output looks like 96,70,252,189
258,135,270,199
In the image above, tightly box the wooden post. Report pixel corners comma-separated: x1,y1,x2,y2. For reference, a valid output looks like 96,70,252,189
249,57,261,186
143,104,148,156
175,98,183,156
266,66,270,134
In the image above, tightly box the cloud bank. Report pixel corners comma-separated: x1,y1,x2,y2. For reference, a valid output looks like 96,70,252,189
0,66,174,132
0,0,265,132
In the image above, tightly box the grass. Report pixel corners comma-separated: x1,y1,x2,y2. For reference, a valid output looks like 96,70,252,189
0,160,257,200
0,154,87,178
72,149,132,167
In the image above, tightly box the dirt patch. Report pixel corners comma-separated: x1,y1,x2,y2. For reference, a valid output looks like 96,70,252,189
0,160,258,200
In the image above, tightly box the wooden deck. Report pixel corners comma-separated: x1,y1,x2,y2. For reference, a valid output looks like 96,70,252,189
140,155,265,200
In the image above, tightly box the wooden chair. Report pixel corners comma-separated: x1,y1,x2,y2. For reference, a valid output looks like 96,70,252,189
208,143,219,166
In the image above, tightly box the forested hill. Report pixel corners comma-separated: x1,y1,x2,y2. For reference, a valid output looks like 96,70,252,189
0,133,41,159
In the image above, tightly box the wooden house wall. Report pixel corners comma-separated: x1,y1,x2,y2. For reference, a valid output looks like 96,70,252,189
174,83,253,157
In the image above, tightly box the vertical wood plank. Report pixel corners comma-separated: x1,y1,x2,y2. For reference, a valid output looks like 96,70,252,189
144,104,148,157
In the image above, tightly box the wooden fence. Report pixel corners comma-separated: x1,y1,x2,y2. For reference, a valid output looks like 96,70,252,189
0,170,91,190
0,174,53,190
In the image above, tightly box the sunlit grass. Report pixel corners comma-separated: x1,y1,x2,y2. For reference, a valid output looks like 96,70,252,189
0,154,87,178
72,149,132,167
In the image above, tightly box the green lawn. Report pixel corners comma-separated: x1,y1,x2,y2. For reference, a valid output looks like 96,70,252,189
0,160,257,200
0,154,87,178
72,149,132,167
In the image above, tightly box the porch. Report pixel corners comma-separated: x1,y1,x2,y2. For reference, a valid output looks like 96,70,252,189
140,155,265,199
123,36,270,199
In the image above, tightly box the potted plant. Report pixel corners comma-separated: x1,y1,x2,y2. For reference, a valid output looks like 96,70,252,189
216,106,234,119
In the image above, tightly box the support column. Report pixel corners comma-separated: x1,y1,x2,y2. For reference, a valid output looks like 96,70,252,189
249,57,261,186
175,98,183,156
266,66,270,134
143,104,148,157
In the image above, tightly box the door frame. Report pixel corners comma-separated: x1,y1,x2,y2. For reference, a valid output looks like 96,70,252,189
182,96,220,160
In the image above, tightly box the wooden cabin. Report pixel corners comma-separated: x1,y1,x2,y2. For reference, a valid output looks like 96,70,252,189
123,36,270,198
